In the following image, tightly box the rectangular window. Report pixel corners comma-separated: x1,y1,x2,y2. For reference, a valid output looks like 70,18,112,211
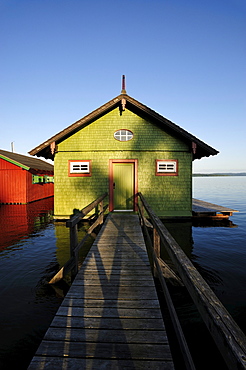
68,160,91,177
32,175,44,184
44,175,54,183
156,160,178,176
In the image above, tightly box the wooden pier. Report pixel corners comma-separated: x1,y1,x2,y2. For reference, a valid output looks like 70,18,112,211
192,198,238,218
28,213,174,369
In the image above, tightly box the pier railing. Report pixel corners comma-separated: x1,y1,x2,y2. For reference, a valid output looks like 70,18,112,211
137,192,246,370
49,192,108,284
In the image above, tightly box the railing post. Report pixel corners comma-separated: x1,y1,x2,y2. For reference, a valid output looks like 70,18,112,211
153,228,160,258
99,200,104,225
70,224,78,280
153,228,160,277
140,200,144,219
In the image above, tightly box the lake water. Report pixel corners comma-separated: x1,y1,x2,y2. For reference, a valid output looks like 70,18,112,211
0,177,245,369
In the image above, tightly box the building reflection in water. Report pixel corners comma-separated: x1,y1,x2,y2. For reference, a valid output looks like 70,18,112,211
0,197,54,251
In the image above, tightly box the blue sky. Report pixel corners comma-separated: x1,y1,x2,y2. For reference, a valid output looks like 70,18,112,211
1,0,245,172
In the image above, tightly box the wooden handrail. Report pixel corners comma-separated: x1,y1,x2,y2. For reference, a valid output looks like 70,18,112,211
137,192,246,370
49,193,108,284
66,192,108,228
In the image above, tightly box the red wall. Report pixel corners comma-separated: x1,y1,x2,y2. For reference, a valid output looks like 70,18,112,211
26,171,54,203
0,158,54,204
0,159,27,203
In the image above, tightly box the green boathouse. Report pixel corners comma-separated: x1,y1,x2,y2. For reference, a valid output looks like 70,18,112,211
29,86,218,219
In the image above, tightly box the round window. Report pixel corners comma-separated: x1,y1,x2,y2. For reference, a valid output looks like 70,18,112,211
114,129,133,141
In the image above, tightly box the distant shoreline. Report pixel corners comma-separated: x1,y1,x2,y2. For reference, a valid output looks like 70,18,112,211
193,173,246,177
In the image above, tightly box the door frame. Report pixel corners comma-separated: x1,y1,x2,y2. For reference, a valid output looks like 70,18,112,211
109,159,138,212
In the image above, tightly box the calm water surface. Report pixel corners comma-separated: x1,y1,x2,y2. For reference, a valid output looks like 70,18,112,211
192,176,246,325
0,177,245,369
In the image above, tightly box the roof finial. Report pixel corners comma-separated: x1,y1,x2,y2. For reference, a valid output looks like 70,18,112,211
121,75,126,94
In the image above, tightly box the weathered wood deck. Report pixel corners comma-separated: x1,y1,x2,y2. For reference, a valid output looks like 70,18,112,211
192,198,238,218
28,213,174,369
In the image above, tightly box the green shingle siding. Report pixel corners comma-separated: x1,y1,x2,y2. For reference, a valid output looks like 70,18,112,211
59,109,188,152
55,108,192,218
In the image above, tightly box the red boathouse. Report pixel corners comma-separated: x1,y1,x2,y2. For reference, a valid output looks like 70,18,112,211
0,149,54,204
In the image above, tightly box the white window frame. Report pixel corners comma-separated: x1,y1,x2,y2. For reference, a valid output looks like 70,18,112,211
156,160,178,176
114,129,133,142
69,160,91,177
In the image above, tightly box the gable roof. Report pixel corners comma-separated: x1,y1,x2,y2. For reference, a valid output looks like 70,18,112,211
29,93,219,160
0,149,53,172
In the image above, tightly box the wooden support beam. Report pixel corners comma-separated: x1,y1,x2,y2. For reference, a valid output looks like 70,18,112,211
153,228,160,258
48,258,76,285
158,257,183,286
70,224,78,280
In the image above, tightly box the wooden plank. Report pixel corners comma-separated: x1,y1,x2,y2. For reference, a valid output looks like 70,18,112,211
35,340,173,360
29,357,174,369
84,251,149,257
71,271,153,278
73,274,154,281
95,241,147,247
65,289,159,300
83,259,150,266
80,266,151,272
59,298,161,309
73,267,153,275
43,327,169,343
72,280,155,287
50,316,166,330
70,271,153,278
56,306,163,319
65,284,157,294
74,273,153,281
